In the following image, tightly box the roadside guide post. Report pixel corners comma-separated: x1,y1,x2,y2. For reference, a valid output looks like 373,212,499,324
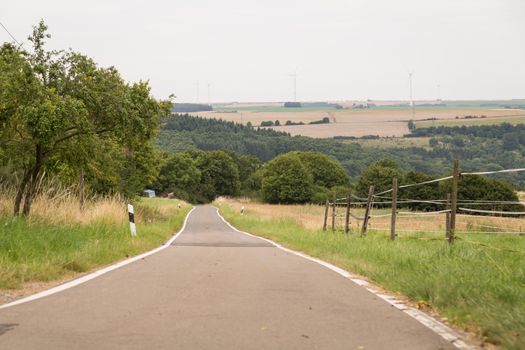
128,204,137,236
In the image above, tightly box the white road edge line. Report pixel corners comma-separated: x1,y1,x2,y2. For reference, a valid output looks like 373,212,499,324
0,206,196,310
215,207,475,350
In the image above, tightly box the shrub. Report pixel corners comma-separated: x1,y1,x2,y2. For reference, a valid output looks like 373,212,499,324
262,154,314,204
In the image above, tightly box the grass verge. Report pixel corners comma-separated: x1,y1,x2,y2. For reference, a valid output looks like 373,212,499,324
0,198,191,290
217,202,525,349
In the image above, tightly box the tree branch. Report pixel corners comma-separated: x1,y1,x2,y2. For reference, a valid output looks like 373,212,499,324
53,126,114,146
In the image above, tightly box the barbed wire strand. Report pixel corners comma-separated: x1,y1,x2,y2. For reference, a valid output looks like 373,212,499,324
459,207,525,215
462,168,525,176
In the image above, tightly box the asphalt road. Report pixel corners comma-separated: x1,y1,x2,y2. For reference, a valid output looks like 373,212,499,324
0,205,456,349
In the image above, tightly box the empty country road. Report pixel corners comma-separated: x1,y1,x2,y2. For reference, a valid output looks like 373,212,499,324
0,205,457,349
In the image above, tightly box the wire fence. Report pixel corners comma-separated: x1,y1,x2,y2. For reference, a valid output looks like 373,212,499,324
322,160,525,247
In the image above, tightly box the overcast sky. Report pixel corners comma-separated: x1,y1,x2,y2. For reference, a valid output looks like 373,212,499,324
2,0,524,102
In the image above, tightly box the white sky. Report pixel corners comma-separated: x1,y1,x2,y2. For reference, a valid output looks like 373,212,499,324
1,0,524,102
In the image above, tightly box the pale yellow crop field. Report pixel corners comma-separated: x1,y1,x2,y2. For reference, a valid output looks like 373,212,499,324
416,114,525,128
191,107,525,138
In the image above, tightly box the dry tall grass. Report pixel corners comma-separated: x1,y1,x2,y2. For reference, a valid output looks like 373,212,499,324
0,184,127,225
0,182,190,293
219,197,525,235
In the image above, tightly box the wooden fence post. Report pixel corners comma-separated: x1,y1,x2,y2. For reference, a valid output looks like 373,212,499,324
449,160,460,244
390,177,398,241
361,186,374,236
323,199,329,231
331,192,337,231
345,192,351,234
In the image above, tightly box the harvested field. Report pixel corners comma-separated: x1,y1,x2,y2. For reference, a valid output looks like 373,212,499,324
416,114,525,128
192,107,525,138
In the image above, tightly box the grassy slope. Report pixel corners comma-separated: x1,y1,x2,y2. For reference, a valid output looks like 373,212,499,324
218,203,525,349
0,198,191,290
350,137,431,149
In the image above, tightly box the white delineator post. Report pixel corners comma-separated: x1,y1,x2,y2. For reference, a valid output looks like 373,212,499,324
128,204,137,236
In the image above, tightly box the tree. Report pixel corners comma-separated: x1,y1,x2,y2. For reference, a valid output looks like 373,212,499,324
151,152,201,201
503,133,520,151
284,102,302,108
399,171,445,211
196,151,240,202
293,152,349,188
261,153,314,204
441,174,524,213
0,21,169,215
356,159,404,196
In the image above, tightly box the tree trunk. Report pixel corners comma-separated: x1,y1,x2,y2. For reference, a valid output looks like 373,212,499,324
14,168,31,216
22,146,44,217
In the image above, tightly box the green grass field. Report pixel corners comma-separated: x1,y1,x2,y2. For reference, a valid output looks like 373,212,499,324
0,198,191,290
350,137,431,149
416,115,525,128
218,203,525,349
213,105,339,113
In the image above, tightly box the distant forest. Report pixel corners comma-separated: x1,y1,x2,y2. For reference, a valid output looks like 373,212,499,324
156,114,525,188
172,103,213,113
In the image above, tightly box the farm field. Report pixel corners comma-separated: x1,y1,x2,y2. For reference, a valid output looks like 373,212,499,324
416,114,525,128
349,136,431,149
217,197,525,349
192,105,525,138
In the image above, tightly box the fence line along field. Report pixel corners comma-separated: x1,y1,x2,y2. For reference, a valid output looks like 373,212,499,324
219,197,525,236
190,106,525,138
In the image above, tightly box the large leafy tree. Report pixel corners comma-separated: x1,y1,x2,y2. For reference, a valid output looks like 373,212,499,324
151,152,202,202
398,171,445,211
196,150,240,202
0,21,169,215
440,174,524,213
261,153,314,204
355,159,404,197
293,151,349,188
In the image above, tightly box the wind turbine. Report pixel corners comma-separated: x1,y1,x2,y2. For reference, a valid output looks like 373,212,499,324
207,83,211,105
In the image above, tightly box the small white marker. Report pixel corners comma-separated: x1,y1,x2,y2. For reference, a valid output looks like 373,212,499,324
241,206,245,215
128,204,137,236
